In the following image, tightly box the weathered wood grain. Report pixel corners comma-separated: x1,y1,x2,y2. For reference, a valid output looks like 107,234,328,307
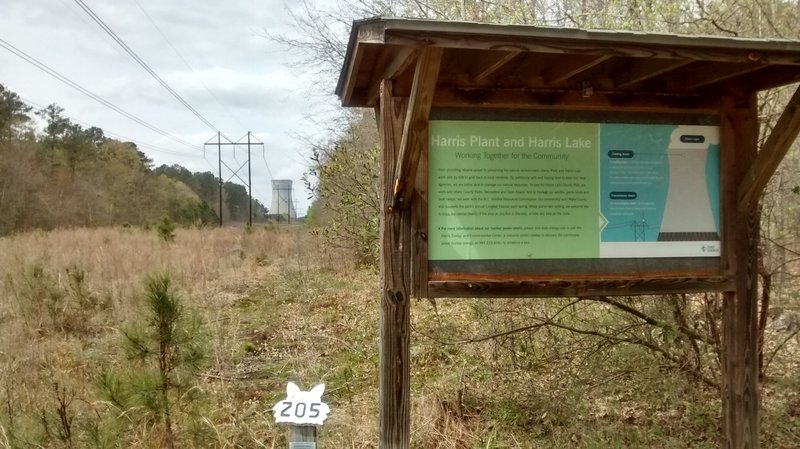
383,30,800,65
738,85,800,211
542,54,612,84
338,19,800,107
432,87,723,112
720,95,760,449
614,58,694,88
673,62,766,90
379,80,411,449
714,67,800,95
367,46,419,106
472,50,522,83
411,132,429,298
428,277,733,298
391,47,442,210
340,42,365,106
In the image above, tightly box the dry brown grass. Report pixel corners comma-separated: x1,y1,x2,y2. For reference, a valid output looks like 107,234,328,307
0,225,798,448
0,225,344,447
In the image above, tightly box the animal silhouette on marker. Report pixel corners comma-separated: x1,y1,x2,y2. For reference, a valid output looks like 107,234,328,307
272,382,330,426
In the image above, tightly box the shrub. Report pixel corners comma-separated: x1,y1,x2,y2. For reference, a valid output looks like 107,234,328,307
156,215,176,242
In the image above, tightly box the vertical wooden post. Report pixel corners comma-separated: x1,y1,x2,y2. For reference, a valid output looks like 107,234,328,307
377,47,441,449
411,139,429,298
378,80,411,449
720,93,760,449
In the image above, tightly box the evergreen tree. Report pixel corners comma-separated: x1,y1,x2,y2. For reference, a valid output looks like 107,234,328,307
0,83,31,140
99,272,208,448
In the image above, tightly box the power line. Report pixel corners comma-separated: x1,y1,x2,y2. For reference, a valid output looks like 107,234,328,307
259,145,274,180
72,1,273,208
19,100,259,202
19,96,204,159
55,0,139,67
129,0,249,132
0,37,200,151
73,0,220,134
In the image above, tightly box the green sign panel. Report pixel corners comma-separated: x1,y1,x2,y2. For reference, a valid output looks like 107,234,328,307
429,120,720,261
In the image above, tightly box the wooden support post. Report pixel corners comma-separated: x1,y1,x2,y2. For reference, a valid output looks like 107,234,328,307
288,426,316,449
367,46,419,105
738,85,800,211
378,80,411,449
391,47,443,209
720,94,760,449
378,47,441,449
410,133,429,298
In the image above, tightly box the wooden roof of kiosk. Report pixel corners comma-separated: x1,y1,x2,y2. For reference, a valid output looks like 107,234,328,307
338,17,800,107
336,17,800,449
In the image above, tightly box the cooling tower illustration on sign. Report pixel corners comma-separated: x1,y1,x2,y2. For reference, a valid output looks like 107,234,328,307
270,179,296,221
657,125,719,242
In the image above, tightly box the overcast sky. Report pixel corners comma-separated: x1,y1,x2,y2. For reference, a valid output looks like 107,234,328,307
0,0,344,216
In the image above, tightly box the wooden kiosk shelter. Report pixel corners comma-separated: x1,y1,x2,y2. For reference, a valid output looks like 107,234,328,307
336,17,800,449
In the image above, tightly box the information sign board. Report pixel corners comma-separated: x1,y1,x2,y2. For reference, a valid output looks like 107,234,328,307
428,120,720,262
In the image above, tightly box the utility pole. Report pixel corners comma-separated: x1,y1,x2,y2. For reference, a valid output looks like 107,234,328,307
247,131,252,227
276,185,293,223
276,189,280,221
217,132,223,227
204,132,264,227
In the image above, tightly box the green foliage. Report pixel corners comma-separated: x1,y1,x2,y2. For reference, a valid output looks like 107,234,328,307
156,215,177,242
36,104,106,173
98,272,208,447
65,263,103,310
0,135,46,235
7,262,66,332
155,164,268,223
174,199,217,227
223,181,249,221
0,84,242,235
306,111,380,265
4,261,102,335
0,83,31,140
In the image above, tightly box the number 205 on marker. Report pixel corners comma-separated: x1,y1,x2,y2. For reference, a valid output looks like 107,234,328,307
272,382,330,426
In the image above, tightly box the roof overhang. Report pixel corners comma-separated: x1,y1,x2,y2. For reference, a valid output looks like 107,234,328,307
337,17,800,108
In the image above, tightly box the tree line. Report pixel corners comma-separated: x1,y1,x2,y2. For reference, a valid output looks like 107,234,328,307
0,83,267,235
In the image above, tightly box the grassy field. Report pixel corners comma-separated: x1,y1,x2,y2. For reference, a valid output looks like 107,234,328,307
0,226,797,448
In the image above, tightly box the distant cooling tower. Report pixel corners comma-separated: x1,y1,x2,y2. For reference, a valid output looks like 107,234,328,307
270,179,297,221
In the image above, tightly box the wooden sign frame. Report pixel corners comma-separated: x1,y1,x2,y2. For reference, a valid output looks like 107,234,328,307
418,108,732,299
336,17,800,449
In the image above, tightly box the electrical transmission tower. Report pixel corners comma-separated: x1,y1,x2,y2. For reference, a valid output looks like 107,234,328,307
203,132,264,227
630,218,649,242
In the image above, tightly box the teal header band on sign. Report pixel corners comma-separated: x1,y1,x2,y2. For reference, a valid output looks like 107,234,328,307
428,120,720,261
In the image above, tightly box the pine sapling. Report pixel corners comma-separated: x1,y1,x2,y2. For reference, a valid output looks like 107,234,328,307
114,272,208,448
156,216,176,242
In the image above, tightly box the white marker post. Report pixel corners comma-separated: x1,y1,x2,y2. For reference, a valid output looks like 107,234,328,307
272,382,330,449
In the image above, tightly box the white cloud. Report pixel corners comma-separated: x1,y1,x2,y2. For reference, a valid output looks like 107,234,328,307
0,0,344,215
